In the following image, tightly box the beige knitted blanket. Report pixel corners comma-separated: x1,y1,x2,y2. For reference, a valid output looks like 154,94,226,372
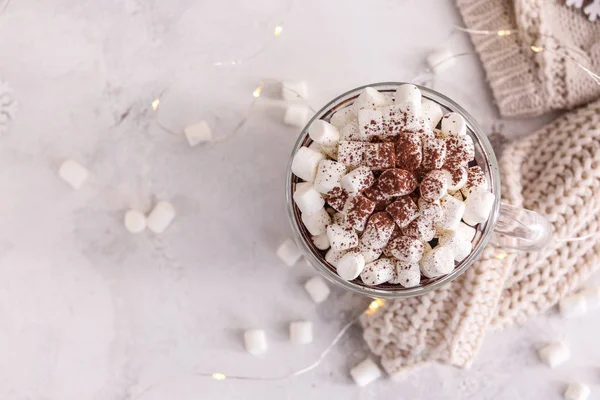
361,98,600,374
457,0,600,116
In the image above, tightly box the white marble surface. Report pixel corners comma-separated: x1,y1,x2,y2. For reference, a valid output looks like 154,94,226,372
0,1,598,399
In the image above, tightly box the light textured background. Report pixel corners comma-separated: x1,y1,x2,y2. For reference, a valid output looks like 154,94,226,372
0,0,598,399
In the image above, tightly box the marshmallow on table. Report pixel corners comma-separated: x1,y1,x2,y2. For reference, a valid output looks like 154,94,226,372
580,286,600,309
421,98,443,130
351,87,386,116
58,159,89,189
124,210,146,233
184,121,212,146
537,341,570,367
360,258,395,285
313,159,347,194
284,105,311,128
438,230,472,262
559,292,587,318
289,321,313,344
358,108,383,138
436,194,466,231
282,81,308,101
341,166,375,195
336,252,365,281
308,120,340,145
427,48,455,73
395,84,422,114
276,238,303,267
301,207,331,236
325,248,348,267
330,106,355,129
291,146,326,182
147,201,176,233
293,182,325,215
244,329,267,356
463,188,495,226
389,260,421,287
304,276,330,303
420,245,454,278
441,112,467,136
564,382,590,400
350,358,382,387
311,232,330,250
327,224,359,251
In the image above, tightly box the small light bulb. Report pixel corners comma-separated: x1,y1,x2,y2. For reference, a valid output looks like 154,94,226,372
495,252,508,260
365,299,385,314
253,82,264,98
212,373,226,380
497,30,512,36
151,98,160,111
274,26,283,36
531,45,544,53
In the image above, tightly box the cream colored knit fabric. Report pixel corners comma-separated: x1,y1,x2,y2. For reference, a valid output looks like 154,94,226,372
456,0,600,116
361,99,600,374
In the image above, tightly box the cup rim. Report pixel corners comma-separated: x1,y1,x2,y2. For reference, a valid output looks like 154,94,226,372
285,82,501,298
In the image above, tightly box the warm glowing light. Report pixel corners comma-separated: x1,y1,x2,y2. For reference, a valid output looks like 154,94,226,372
212,373,226,380
365,299,385,315
151,98,160,111
274,26,283,36
253,82,264,98
495,252,508,260
497,30,512,36
531,45,544,53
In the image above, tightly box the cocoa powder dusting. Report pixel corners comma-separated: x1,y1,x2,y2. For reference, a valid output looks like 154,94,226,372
377,169,418,197
326,187,349,212
395,131,422,171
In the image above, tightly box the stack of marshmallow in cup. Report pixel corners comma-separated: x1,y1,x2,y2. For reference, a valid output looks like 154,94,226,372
291,84,495,288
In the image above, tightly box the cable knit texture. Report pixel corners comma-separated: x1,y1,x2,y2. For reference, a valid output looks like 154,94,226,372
361,99,600,375
456,0,600,116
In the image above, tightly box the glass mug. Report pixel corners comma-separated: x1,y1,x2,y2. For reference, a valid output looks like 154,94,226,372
285,82,552,298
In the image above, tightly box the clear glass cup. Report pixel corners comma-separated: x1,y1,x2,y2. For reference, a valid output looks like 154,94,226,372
285,82,552,298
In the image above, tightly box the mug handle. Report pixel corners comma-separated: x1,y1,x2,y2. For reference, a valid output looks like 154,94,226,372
492,202,553,251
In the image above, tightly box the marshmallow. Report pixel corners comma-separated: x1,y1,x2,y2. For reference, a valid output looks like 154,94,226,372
559,293,587,318
358,242,383,263
313,159,347,194
442,165,468,191
330,106,355,129
293,182,325,215
360,212,396,250
564,382,590,400
340,120,366,141
320,142,339,160
421,98,444,130
420,170,448,202
382,103,421,134
377,169,418,197
341,166,375,195
350,358,382,387
327,224,359,251
441,112,467,136
244,329,267,356
282,81,308,101
365,142,396,170
291,146,326,182
358,108,383,138
386,196,420,228
422,138,446,170
445,134,475,166
124,210,146,233
389,260,421,287
147,201,176,233
351,87,386,116
311,232,330,250
336,252,365,281
402,216,436,242
438,230,472,262
395,84,422,114
580,286,600,309
58,159,89,189
304,276,330,303
436,194,466,231
420,245,455,278
276,238,303,267
383,227,401,257
327,187,349,212
427,48,455,73
301,207,331,235
387,235,424,262
463,188,495,226
457,221,477,242
332,212,349,228
363,185,392,211
343,195,376,231
308,120,340,145
289,321,313,344
325,248,348,267
284,105,311,127
360,258,395,285
338,141,367,168
418,198,442,222
395,131,423,171
184,121,212,146
537,341,570,368
461,166,489,197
